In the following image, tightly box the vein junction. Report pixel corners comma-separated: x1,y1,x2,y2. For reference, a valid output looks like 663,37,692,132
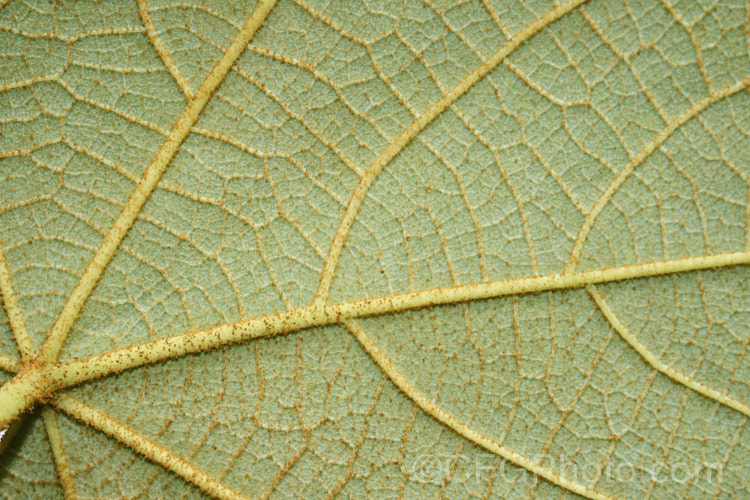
36,0,279,363
1,249,749,429
0,0,747,497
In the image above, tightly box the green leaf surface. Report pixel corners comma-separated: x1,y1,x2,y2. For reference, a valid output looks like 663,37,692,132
0,0,748,498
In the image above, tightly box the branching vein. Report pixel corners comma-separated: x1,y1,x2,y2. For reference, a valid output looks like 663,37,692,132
588,285,750,417
52,394,247,500
344,320,612,500
0,354,18,373
0,240,35,359
0,1,748,498
566,78,750,273
36,0,279,363
314,0,592,303
0,249,745,432
137,0,195,100
41,407,76,499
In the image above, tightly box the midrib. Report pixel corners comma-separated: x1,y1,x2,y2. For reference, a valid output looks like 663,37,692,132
47,249,750,390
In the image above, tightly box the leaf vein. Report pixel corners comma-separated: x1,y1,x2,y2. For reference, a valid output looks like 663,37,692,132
52,394,247,500
344,320,612,500
588,284,750,417
13,249,747,424
137,0,195,100
41,407,76,499
36,0,280,362
565,78,750,273
314,0,592,304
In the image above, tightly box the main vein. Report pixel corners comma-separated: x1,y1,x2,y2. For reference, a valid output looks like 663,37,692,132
2,237,74,493
36,0,279,362
44,250,750,393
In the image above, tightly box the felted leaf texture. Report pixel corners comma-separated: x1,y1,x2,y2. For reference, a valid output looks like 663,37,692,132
0,0,748,498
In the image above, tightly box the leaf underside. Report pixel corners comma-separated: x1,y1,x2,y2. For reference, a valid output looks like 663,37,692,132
0,0,748,499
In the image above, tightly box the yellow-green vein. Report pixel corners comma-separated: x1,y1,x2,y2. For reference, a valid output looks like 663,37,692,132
314,0,591,303
588,284,750,417
0,354,17,373
41,407,76,499
565,78,750,273
0,240,35,359
52,394,247,500
137,0,195,100
36,0,279,362
344,320,612,500
0,249,745,431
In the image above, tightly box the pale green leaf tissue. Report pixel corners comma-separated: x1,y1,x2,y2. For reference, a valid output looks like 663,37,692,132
0,0,748,498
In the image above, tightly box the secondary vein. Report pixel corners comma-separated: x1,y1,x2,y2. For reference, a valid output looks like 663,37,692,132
313,0,591,304
36,0,279,363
